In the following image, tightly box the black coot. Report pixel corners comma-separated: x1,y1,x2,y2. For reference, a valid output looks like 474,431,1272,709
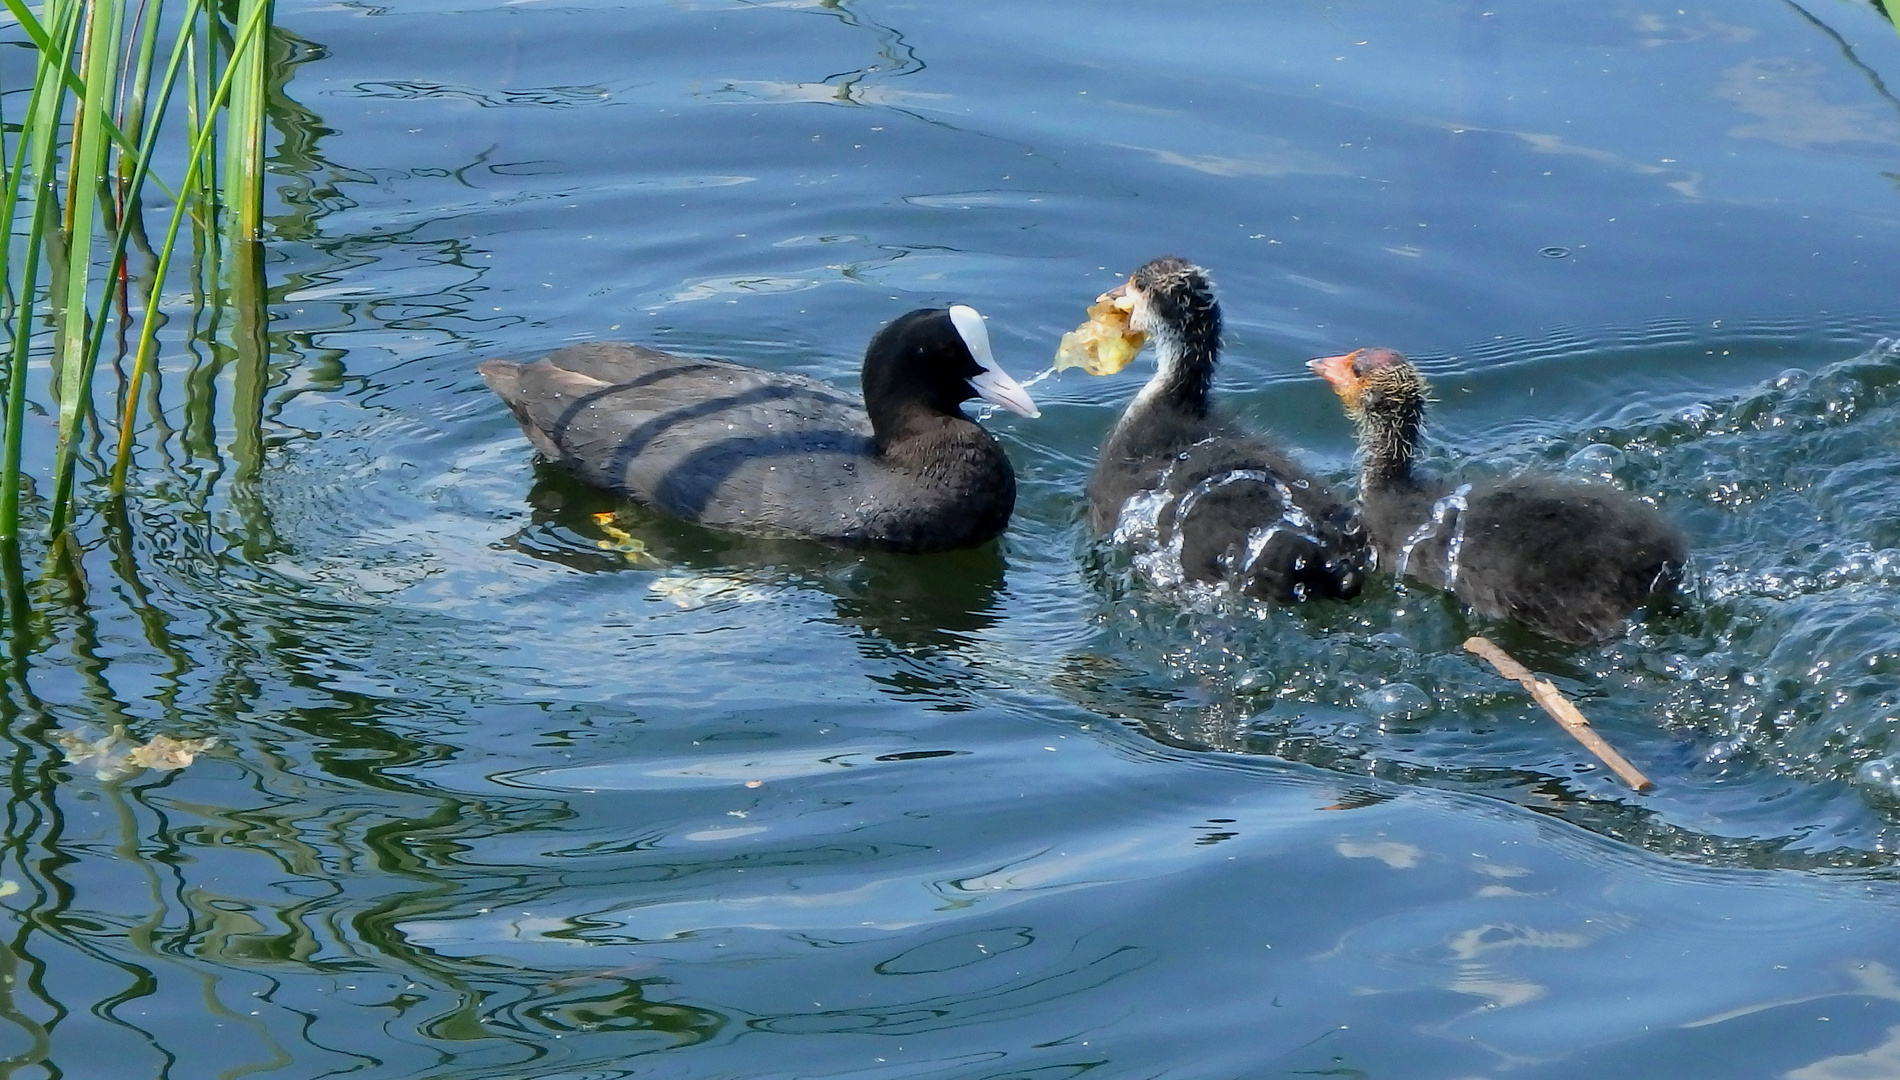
480,305,1040,553
1086,257,1368,601
1311,347,1688,644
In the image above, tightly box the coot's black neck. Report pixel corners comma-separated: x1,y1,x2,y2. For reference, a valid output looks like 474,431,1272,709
866,412,1015,550
870,401,985,459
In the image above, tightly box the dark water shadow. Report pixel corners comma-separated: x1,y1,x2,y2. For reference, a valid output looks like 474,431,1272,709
506,463,1007,659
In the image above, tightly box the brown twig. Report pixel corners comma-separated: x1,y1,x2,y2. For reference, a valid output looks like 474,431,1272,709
1463,636,1655,791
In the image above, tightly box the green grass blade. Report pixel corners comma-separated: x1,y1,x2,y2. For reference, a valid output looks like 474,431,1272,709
7,0,279,540
109,0,272,494
2,0,164,172
45,0,126,536
222,0,271,243
96,0,210,487
222,0,272,490
0,0,86,542
0,198,53,545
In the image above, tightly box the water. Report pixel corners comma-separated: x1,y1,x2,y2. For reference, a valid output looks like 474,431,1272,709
1396,482,1475,582
5,0,1900,1076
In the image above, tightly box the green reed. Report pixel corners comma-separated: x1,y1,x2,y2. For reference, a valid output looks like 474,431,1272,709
0,0,276,545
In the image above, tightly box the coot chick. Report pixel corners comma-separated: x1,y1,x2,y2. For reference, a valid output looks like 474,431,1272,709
1310,347,1688,644
480,305,1040,553
1085,257,1368,601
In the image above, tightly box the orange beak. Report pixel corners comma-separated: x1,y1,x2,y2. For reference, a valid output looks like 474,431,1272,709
1307,352,1359,391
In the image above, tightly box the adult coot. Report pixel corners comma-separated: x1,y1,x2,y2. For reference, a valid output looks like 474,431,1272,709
1310,347,1688,644
1085,257,1368,601
480,305,1040,553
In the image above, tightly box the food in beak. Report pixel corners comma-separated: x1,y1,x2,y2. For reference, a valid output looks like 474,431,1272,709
1053,292,1148,376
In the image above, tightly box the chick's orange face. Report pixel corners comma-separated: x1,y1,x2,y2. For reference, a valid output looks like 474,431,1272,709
1310,348,1412,416
1309,350,1369,412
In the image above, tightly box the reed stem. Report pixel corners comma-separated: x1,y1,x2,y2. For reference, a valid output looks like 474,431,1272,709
2,0,278,544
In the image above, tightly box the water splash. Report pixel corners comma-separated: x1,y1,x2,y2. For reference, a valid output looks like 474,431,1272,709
1112,468,1330,597
1231,481,1327,582
1440,484,1475,588
1394,483,1472,583
1112,486,1188,589
1356,682,1435,721
1082,340,1900,857
1173,468,1276,521
1564,443,1626,480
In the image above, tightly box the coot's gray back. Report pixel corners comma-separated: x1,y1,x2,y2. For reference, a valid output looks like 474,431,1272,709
482,343,888,540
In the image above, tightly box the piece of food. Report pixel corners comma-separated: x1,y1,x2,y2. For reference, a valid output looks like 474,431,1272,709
56,727,219,780
1053,293,1148,375
127,734,220,772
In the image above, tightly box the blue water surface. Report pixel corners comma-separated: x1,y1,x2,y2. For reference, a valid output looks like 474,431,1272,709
6,0,1900,1077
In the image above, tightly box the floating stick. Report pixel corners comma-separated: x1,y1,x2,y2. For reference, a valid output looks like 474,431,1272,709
1463,636,1655,791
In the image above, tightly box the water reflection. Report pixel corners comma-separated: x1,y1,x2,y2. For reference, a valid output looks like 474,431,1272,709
510,464,1006,657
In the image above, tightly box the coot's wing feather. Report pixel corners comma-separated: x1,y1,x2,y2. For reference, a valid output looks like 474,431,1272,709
481,343,878,535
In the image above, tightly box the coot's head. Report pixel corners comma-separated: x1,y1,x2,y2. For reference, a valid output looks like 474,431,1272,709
861,306,1039,437
1107,256,1221,363
1309,347,1428,475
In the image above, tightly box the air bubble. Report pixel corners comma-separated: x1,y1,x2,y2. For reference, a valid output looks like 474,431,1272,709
1356,682,1435,721
1676,402,1717,427
1564,443,1625,478
1856,756,1900,800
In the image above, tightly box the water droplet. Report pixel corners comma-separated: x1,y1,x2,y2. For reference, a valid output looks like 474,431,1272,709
1539,246,1570,259
1356,682,1434,721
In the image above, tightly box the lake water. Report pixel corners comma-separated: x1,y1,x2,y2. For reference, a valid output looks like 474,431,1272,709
7,0,1900,1076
